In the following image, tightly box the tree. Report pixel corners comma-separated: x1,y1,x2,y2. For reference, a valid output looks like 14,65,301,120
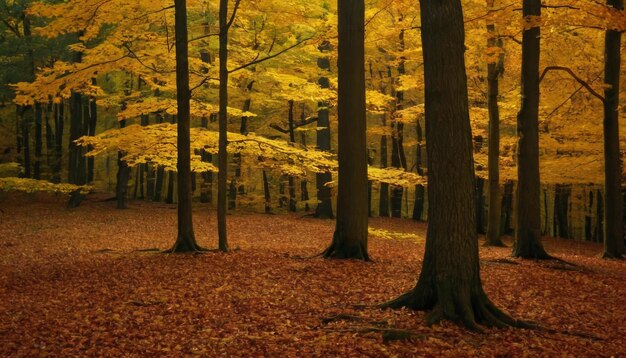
216,0,241,253
484,0,505,247
602,0,624,259
167,0,201,253
322,0,369,260
512,0,551,259
383,0,528,330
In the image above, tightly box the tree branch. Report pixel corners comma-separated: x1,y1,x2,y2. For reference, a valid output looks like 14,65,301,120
539,66,605,103
228,37,312,73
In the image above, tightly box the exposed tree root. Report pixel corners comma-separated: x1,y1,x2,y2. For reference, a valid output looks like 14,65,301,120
164,238,208,254
537,326,604,341
481,258,519,266
322,239,370,261
381,283,534,332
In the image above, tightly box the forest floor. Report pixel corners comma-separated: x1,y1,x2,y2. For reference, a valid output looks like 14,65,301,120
0,193,625,357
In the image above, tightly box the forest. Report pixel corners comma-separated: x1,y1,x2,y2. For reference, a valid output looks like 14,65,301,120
0,0,625,356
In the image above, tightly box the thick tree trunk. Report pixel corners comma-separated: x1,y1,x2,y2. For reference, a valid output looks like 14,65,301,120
484,8,505,246
323,0,369,260
512,0,551,259
168,0,201,252
383,0,527,330
602,0,624,258
217,0,231,252
314,42,334,219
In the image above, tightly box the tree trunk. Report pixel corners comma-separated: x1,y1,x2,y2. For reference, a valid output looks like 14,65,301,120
323,0,369,260
602,0,624,258
287,100,297,212
379,112,390,217
168,0,201,252
87,88,97,183
166,115,176,205
512,0,551,259
412,121,425,221
390,31,408,218
217,0,232,252
20,109,31,178
34,103,42,180
314,43,334,219
484,7,505,246
68,92,84,185
263,169,271,214
153,114,166,201
45,104,54,170
383,0,527,330
554,184,571,239
116,119,130,209
200,116,213,203
52,102,64,183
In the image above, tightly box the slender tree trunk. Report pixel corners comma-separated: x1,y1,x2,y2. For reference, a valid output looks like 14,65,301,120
20,109,31,178
512,0,551,259
154,114,165,201
52,103,64,183
323,0,369,260
263,169,272,213
383,0,527,330
116,119,130,209
554,184,571,239
287,100,297,212
45,103,54,170
168,0,201,252
300,105,310,211
314,42,334,219
87,87,97,183
166,115,176,204
485,8,505,246
379,112,390,217
412,121,425,221
602,0,624,258
217,0,233,252
33,103,42,180
200,116,213,203
390,31,408,217
229,80,254,208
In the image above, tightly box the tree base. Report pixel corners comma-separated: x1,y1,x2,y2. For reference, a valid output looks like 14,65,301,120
165,235,206,253
483,239,507,248
512,238,553,260
381,282,533,332
322,228,369,261
602,251,623,260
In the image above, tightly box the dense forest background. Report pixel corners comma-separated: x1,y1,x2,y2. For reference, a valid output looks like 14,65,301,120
0,0,624,240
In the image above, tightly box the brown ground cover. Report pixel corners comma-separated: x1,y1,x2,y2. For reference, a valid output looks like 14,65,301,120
1,193,625,356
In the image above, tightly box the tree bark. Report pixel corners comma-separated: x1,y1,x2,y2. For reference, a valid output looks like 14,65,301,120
168,0,201,252
383,0,528,331
512,0,551,259
217,0,233,252
602,0,624,258
323,0,369,260
314,43,334,219
116,119,131,209
33,103,42,180
484,6,505,246
412,121,425,221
